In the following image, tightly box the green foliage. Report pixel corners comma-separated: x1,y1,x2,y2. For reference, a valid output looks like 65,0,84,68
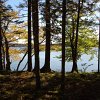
65,31,97,61
64,0,98,62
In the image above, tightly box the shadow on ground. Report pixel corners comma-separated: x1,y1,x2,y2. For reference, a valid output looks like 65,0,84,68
0,72,100,100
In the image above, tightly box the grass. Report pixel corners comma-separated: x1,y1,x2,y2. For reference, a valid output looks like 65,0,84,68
0,71,100,100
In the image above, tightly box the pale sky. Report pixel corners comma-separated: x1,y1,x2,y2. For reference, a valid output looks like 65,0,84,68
5,0,100,28
6,0,22,10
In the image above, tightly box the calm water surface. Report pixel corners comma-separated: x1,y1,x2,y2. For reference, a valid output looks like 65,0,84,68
10,47,98,72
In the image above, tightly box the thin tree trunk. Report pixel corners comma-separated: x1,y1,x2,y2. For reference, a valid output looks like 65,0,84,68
71,50,78,73
3,35,11,70
32,0,40,89
0,10,3,70
16,37,46,71
61,0,66,90
27,0,32,71
70,18,78,73
71,0,81,73
98,20,100,73
16,50,28,71
40,0,51,73
2,44,5,70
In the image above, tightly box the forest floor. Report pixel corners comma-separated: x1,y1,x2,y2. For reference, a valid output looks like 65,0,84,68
0,71,100,100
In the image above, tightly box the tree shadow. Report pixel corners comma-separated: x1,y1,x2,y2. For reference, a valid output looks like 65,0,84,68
1,72,100,100
32,72,63,99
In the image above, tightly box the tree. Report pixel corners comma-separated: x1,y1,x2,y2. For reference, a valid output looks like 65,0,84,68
0,1,17,70
2,6,20,71
32,0,41,89
61,0,66,90
94,5,100,73
71,0,82,73
48,0,99,73
64,0,99,72
40,0,51,72
0,0,3,70
27,0,32,71
2,32,11,70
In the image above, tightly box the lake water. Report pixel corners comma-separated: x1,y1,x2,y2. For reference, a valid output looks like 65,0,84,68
10,47,98,72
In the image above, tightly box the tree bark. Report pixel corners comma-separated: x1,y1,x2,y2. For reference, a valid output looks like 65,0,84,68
32,0,41,89
27,0,32,71
3,34,11,71
0,10,3,70
40,0,51,73
71,49,78,73
61,0,66,90
2,45,5,70
71,0,81,73
70,18,78,73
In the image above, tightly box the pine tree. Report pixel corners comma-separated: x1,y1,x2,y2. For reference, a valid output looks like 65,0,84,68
61,0,66,90
32,0,41,89
0,0,3,70
41,0,51,72
27,0,32,71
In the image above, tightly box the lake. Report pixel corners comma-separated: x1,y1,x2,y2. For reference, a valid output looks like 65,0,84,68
10,47,98,72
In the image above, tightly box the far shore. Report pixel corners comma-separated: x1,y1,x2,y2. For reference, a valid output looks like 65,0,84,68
9,43,61,51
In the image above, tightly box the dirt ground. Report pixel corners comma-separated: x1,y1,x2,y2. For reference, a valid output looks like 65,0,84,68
0,71,100,100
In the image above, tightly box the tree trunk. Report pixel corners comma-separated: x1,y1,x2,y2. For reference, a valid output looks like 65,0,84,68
70,20,78,73
40,0,51,73
98,19,100,72
0,11,3,70
71,50,78,73
4,36,11,71
32,0,41,89
71,0,81,73
27,0,32,72
2,45,6,70
61,0,66,90
5,44,10,70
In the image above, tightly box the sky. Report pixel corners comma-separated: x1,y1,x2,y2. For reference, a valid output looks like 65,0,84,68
6,0,22,10
5,0,44,26
5,0,100,29
6,0,28,22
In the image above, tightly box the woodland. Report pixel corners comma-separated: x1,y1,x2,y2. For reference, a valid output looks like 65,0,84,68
0,0,100,99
